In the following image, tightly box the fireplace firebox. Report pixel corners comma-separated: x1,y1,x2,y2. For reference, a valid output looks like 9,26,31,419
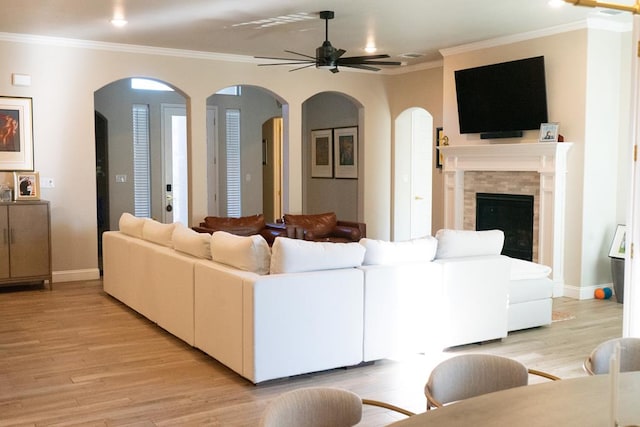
476,193,534,261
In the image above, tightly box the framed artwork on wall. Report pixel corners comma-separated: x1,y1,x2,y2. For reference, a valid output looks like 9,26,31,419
609,224,626,259
14,171,40,200
311,128,333,178
334,126,358,179
0,97,34,171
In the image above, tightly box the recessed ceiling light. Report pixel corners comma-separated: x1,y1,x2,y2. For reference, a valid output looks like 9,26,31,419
548,0,564,7
110,18,128,27
364,45,377,53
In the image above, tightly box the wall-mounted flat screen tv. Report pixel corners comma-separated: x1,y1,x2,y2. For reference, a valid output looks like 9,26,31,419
454,56,548,138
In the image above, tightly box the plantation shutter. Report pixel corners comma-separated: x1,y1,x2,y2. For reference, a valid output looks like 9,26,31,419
226,109,241,217
132,104,151,218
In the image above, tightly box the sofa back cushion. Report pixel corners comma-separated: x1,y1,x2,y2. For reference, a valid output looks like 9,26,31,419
360,236,438,265
203,214,265,236
270,237,365,274
283,212,337,238
210,231,271,275
142,219,176,247
119,212,147,238
172,224,211,259
435,229,504,259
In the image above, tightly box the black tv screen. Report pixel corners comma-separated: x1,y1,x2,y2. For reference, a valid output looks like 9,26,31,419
454,56,548,136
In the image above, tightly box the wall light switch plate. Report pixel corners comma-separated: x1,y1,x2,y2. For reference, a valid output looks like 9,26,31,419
40,177,55,188
115,174,127,183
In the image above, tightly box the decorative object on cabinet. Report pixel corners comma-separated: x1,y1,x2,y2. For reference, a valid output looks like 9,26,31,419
311,128,333,178
0,97,34,171
0,200,52,289
609,224,626,259
14,171,40,200
334,126,358,178
539,122,559,142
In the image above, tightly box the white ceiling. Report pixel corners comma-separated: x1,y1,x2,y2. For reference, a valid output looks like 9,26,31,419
0,1,631,68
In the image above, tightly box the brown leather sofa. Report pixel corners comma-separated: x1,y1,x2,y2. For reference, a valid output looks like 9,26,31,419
193,212,366,245
281,212,366,243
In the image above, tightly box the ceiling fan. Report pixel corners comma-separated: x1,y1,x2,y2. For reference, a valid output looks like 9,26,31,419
256,10,401,73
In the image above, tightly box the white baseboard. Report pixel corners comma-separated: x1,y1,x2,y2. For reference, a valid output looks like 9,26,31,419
563,282,615,300
52,269,101,283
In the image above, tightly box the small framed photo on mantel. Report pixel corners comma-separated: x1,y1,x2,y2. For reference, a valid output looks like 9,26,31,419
539,122,559,142
14,171,40,201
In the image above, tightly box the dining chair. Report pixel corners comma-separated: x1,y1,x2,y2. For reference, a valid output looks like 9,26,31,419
259,386,415,427
583,337,640,375
424,353,560,410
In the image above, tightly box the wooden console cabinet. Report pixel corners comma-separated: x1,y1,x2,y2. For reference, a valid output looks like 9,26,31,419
0,200,52,288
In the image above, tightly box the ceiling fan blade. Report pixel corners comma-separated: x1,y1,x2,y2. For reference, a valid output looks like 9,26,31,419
255,54,312,61
357,60,402,66
339,54,391,62
333,48,346,59
284,50,317,60
339,63,381,72
289,63,316,72
257,61,315,66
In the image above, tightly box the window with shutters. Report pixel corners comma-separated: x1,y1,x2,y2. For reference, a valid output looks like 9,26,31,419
226,109,241,217
132,104,151,217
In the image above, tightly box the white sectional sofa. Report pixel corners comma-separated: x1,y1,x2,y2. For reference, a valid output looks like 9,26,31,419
103,213,553,383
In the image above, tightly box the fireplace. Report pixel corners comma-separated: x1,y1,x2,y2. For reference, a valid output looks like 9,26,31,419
438,142,572,289
476,193,534,261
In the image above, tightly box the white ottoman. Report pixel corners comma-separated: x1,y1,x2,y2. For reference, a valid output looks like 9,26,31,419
508,258,554,332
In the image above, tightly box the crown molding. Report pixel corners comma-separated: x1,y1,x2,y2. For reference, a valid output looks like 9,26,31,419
0,31,258,63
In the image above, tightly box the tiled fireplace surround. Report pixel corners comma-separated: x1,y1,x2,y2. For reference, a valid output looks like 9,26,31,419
439,142,572,294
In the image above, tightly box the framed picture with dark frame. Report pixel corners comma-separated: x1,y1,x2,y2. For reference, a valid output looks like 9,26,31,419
14,171,40,200
436,127,444,168
334,126,358,179
311,128,333,178
609,224,626,259
0,97,34,171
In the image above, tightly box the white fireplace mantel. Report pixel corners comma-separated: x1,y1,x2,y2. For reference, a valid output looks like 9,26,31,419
439,142,572,290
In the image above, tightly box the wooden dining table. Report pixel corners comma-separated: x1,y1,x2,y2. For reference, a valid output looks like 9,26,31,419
387,371,640,427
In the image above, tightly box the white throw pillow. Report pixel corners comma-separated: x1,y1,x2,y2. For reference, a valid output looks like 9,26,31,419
210,231,271,275
270,237,365,274
172,224,211,259
119,212,147,238
435,229,504,259
360,236,438,265
142,219,176,247
510,257,552,280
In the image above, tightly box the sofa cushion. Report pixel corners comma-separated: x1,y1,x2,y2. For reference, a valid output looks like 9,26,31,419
435,229,504,259
359,236,438,265
210,231,271,275
203,214,265,236
172,224,211,259
119,212,147,238
270,237,365,274
510,258,552,280
142,219,176,247
283,212,337,239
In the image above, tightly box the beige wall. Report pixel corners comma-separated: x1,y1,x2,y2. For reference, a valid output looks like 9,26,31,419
0,36,392,281
440,24,632,292
0,21,631,291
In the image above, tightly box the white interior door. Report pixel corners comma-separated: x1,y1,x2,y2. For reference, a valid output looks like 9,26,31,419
393,108,433,241
161,104,187,225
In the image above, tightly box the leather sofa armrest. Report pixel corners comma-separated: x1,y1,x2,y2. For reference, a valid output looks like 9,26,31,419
331,225,361,241
192,226,214,234
337,220,366,239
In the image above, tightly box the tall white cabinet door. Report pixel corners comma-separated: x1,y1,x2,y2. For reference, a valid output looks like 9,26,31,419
0,206,8,279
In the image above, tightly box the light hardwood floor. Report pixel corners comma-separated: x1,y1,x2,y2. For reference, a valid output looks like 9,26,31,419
0,280,623,426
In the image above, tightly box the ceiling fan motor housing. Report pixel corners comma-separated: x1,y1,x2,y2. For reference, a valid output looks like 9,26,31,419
316,41,338,67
